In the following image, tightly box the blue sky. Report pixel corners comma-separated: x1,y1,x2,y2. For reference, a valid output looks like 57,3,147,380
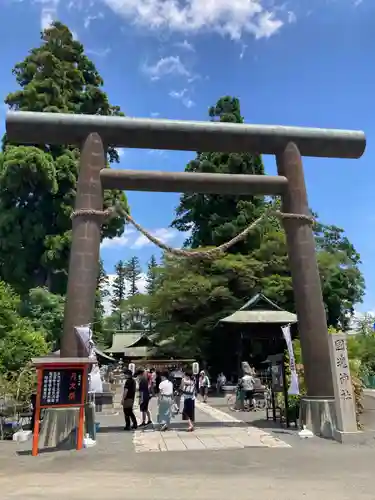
0,0,373,311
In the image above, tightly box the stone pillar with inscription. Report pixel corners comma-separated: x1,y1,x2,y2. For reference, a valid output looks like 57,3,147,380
328,333,364,443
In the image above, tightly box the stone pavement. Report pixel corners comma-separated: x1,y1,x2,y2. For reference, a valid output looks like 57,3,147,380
2,397,375,499
133,399,290,452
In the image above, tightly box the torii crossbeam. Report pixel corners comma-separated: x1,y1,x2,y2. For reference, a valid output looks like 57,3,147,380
6,110,366,430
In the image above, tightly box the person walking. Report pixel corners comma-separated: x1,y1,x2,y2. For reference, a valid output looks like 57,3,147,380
122,369,138,431
241,371,256,410
157,371,174,431
181,369,196,432
198,370,210,403
138,368,152,427
216,372,226,394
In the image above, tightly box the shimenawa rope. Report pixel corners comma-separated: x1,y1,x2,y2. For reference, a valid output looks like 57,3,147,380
71,203,314,260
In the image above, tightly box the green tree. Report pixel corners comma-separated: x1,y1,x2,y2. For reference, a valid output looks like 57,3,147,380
0,21,128,295
145,255,159,330
314,221,365,329
150,253,260,358
171,96,265,253
145,255,158,295
121,294,148,331
153,96,365,364
92,260,109,346
124,256,143,327
111,260,127,330
0,281,49,374
19,287,65,350
347,314,375,381
125,256,142,297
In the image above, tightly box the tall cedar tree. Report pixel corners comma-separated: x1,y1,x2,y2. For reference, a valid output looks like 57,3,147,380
125,256,142,297
92,259,110,346
145,255,158,331
172,96,265,253
111,260,127,330
0,22,128,295
145,255,158,295
124,256,142,329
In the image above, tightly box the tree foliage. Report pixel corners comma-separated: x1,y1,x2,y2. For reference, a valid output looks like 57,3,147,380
125,256,142,297
145,255,159,330
171,96,265,253
93,260,110,346
0,281,49,374
150,96,365,364
0,21,128,295
19,287,65,349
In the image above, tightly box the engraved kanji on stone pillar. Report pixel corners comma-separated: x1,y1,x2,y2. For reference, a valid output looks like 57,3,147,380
60,133,105,357
276,142,334,399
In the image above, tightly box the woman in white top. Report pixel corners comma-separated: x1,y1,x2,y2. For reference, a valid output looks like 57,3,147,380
198,370,210,403
157,371,174,431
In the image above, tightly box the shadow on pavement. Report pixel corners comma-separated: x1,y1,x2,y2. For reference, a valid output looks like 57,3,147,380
16,433,77,456
97,420,250,433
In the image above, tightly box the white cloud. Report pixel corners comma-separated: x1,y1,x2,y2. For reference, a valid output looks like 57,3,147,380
102,0,285,40
344,310,375,334
175,39,195,51
169,88,195,108
131,228,180,249
86,47,111,57
142,55,190,81
150,112,160,117
116,148,126,157
38,3,79,39
84,12,104,28
287,11,297,24
146,149,166,155
101,227,135,249
169,89,187,99
101,225,187,250
101,235,129,250
40,9,56,31
252,10,283,39
182,97,195,108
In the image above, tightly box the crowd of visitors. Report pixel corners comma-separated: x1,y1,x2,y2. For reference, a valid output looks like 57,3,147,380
121,367,211,432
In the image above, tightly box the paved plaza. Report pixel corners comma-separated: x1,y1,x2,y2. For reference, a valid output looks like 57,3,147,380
1,396,375,499
133,400,291,453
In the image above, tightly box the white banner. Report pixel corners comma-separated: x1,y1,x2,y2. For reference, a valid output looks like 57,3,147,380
75,325,96,361
281,325,300,395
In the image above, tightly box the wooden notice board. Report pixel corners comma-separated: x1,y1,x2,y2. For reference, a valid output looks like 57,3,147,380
31,357,94,457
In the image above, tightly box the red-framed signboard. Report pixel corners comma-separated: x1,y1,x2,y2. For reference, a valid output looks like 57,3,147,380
31,357,94,457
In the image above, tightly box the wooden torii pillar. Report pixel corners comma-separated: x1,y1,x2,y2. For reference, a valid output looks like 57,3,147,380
6,110,366,436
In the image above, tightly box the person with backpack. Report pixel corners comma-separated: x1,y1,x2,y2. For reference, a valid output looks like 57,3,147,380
198,370,210,403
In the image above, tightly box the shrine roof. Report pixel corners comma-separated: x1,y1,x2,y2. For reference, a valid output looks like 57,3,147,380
105,331,171,356
105,331,151,353
219,293,297,325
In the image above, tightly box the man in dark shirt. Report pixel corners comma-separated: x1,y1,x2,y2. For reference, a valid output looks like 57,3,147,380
122,369,137,431
138,369,152,427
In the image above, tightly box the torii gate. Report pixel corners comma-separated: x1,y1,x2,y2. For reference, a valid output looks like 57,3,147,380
6,111,366,434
